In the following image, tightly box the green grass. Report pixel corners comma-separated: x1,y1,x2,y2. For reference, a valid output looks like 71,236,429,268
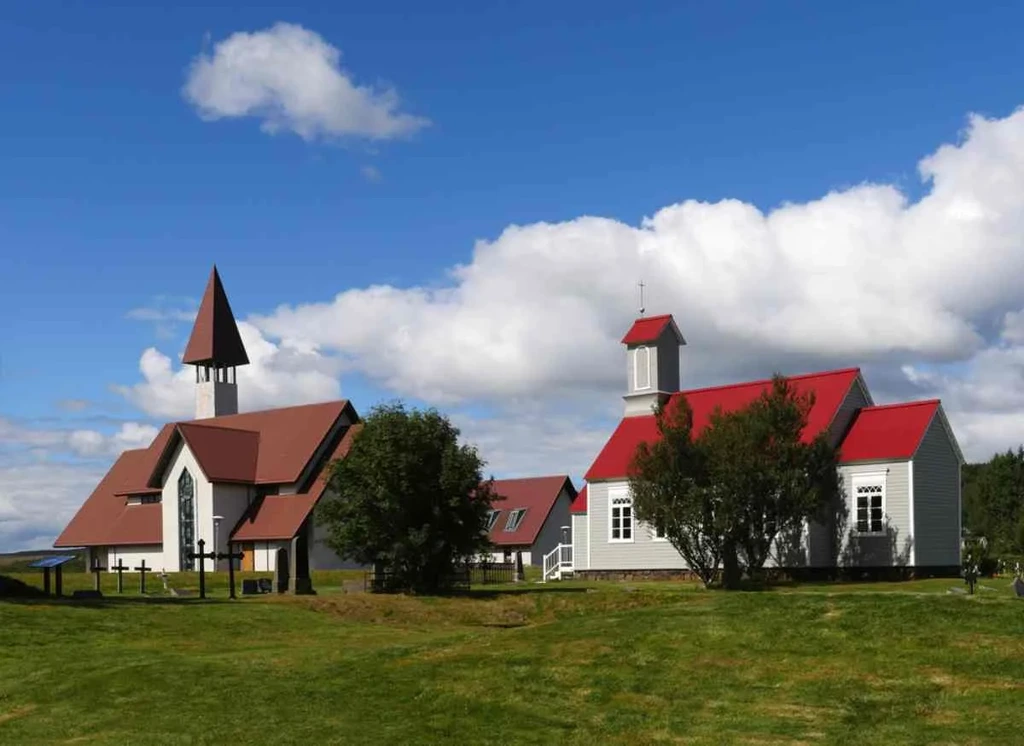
2,573,1023,745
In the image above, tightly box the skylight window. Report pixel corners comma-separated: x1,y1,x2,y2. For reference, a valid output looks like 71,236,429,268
505,508,527,532
485,510,501,531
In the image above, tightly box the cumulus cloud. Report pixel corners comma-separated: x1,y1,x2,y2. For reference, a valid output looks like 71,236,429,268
113,321,343,420
183,22,429,142
0,418,159,460
0,461,108,552
241,105,1024,463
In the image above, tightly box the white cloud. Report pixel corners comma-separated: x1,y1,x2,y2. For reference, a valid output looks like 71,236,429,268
0,461,106,552
183,22,429,142
113,321,343,420
0,418,158,460
242,105,1024,464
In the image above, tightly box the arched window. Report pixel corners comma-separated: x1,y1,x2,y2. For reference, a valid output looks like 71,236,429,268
634,346,651,390
178,469,196,571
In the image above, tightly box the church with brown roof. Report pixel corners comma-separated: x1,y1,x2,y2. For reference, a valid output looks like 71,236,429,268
55,267,362,579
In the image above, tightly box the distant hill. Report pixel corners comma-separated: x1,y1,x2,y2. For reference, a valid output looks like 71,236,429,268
0,549,86,573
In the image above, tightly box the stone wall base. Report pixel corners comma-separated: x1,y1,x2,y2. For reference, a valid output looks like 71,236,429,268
576,565,962,583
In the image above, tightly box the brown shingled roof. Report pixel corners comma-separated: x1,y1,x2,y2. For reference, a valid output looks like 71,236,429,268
232,422,364,541
487,475,575,547
55,400,359,548
182,266,250,367
55,447,164,547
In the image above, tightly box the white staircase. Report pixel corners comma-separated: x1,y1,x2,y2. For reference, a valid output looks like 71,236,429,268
542,543,574,582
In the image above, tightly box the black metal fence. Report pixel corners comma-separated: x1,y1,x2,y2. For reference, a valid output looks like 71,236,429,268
365,561,517,594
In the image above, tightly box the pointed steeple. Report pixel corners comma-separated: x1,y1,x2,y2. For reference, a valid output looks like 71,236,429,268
183,266,249,367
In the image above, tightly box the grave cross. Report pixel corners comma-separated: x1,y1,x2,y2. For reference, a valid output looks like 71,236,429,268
112,559,129,594
134,559,153,594
216,542,245,600
187,539,218,599
90,558,107,593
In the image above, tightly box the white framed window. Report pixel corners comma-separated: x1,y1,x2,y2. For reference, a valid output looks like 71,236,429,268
634,346,651,390
651,521,668,541
609,494,634,542
485,510,501,531
505,509,527,532
853,476,886,534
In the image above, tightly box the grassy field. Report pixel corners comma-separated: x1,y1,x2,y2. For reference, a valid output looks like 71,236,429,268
2,572,1022,745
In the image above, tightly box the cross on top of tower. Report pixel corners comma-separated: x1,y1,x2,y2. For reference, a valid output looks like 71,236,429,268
637,280,646,317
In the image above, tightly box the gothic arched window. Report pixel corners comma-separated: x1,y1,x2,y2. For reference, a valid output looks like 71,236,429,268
178,469,196,571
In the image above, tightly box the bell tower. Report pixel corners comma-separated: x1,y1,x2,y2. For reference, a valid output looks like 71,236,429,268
182,266,249,420
620,312,686,417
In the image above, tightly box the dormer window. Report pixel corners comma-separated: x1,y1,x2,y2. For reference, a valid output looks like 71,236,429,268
485,510,501,531
634,346,651,390
505,509,527,532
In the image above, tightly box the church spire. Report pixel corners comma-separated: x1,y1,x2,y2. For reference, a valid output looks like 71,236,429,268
183,266,248,419
183,265,249,367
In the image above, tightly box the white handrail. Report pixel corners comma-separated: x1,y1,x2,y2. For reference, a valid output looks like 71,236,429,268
542,543,574,582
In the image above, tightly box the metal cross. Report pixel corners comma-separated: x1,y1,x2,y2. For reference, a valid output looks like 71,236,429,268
112,559,129,593
90,558,107,593
637,280,646,317
134,559,153,594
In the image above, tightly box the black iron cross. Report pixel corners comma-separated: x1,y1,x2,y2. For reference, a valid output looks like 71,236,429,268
216,542,245,600
90,558,107,593
187,539,218,599
134,559,153,594
112,559,129,594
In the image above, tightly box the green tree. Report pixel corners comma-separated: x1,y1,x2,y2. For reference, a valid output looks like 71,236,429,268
630,375,842,589
316,402,495,593
963,447,1024,555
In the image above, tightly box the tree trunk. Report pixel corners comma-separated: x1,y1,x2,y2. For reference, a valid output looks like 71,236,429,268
722,540,741,590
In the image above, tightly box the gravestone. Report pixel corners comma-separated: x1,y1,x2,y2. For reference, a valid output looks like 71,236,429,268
72,589,103,600
274,547,290,593
258,578,272,593
112,559,129,594
288,533,315,595
241,579,260,595
1012,577,1024,599
514,551,525,583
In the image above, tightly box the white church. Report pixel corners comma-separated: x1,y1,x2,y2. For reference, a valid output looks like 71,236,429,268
55,267,360,578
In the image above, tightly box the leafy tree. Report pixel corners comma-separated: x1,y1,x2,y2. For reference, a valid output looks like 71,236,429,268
963,447,1024,555
317,402,495,593
630,375,842,589
629,397,724,588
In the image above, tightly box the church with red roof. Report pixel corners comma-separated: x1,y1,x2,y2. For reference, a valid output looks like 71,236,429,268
55,268,362,585
567,312,965,579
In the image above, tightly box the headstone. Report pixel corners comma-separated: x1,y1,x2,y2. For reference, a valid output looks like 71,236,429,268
257,578,272,594
1012,577,1024,599
288,533,315,595
274,547,290,593
241,579,260,595
514,551,525,583
72,589,103,600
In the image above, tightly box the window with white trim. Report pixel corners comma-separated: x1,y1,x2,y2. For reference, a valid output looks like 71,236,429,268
610,494,634,541
485,510,501,531
505,509,527,532
652,521,668,540
855,481,885,534
634,346,651,390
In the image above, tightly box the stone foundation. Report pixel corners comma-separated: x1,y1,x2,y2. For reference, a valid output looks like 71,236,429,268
576,565,962,583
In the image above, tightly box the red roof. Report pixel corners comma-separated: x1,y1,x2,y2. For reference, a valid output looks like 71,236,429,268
570,484,588,514
838,400,940,463
177,423,259,483
55,448,164,547
585,368,862,481
232,423,363,541
621,314,685,346
56,401,358,547
487,476,574,547
182,266,250,367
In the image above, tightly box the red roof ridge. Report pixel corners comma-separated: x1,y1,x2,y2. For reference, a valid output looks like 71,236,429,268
183,398,350,423
859,399,941,411
679,367,861,397
176,420,259,434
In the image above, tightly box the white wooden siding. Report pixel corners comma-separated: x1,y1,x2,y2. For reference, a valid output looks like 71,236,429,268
838,461,912,567
588,480,688,570
572,513,589,570
912,415,962,567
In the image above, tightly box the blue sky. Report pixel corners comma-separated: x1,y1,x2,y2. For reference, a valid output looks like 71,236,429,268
4,2,1024,550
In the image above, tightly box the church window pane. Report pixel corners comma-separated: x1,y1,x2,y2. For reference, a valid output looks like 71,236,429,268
178,469,196,570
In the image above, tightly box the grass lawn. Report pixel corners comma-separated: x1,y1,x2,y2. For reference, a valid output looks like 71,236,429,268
2,572,1022,745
